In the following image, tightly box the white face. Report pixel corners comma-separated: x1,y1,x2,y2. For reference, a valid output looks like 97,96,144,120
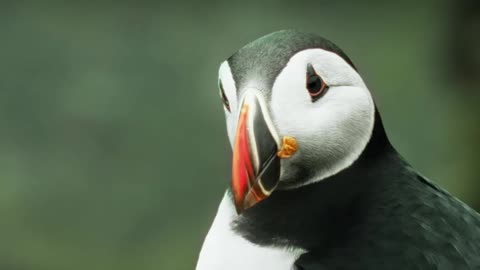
218,48,375,188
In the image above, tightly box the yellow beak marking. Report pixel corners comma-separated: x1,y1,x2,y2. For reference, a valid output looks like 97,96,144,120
277,136,298,159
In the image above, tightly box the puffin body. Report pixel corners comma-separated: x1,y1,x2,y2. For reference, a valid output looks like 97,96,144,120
196,30,480,270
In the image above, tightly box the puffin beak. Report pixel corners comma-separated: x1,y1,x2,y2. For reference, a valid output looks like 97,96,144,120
232,91,298,214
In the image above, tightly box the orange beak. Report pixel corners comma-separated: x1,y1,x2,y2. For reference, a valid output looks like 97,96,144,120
231,92,297,213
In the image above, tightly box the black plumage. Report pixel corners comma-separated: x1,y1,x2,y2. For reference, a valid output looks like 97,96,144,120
232,110,480,269
222,30,480,269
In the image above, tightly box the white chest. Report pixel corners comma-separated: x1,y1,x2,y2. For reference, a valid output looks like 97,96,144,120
196,192,303,270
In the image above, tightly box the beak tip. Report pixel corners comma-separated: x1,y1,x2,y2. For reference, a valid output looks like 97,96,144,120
234,205,242,215
233,197,246,214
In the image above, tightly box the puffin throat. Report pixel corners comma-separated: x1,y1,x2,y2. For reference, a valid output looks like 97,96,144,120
231,92,297,214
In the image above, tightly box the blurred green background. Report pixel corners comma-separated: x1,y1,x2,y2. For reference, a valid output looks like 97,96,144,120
0,1,478,269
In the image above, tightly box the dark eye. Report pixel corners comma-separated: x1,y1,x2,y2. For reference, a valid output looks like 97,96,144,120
219,81,231,112
306,64,328,101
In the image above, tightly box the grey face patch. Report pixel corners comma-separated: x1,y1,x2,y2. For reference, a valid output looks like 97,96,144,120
227,30,356,99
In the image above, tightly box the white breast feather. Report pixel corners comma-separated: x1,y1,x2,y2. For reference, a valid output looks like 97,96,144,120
196,192,304,270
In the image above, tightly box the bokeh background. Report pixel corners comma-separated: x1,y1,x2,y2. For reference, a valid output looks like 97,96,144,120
0,1,478,269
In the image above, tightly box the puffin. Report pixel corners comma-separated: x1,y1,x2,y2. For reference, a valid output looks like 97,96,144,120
196,30,480,270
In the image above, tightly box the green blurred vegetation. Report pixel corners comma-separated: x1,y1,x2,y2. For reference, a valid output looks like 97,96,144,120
0,1,478,269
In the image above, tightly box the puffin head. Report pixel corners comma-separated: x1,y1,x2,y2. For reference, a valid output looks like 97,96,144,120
218,30,376,214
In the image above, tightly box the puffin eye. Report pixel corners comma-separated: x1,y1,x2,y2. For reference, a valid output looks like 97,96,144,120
306,64,328,101
218,81,231,112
